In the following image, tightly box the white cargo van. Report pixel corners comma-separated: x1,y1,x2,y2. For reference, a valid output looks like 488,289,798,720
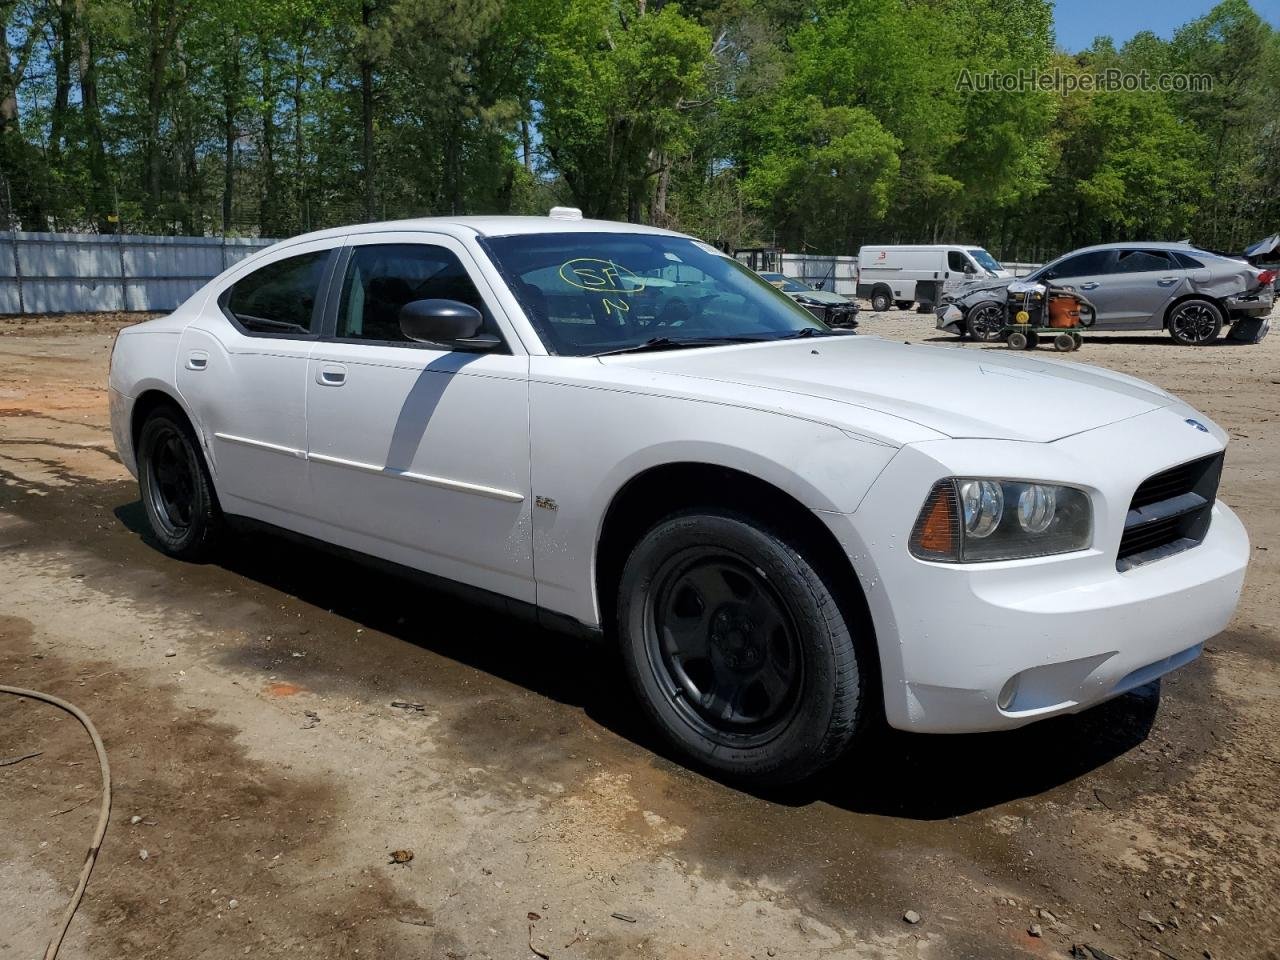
857,245,1009,311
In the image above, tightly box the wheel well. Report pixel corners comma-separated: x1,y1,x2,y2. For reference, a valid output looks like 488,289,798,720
1161,293,1224,329
130,389,189,453
871,283,893,299
595,462,881,700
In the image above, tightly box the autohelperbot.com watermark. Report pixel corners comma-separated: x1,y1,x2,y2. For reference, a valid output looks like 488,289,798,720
956,67,1213,94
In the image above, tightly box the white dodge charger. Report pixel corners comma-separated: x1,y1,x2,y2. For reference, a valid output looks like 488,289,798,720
108,212,1250,784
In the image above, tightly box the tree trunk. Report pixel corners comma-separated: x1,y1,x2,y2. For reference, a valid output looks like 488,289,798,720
360,0,375,221
144,0,184,220
259,44,278,234
50,0,75,165
76,0,111,232
293,43,305,231
650,150,670,227
221,32,239,233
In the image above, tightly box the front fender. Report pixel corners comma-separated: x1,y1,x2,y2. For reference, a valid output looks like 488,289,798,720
528,378,900,627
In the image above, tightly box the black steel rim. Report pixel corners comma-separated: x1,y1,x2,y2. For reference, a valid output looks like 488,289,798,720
969,304,1004,340
145,425,198,536
646,548,803,745
1171,304,1217,342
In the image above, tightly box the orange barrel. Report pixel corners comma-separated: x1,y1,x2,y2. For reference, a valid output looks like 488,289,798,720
1048,295,1080,328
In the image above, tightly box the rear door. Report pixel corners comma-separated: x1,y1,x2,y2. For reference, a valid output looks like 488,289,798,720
177,240,336,525
1099,249,1192,329
302,232,535,602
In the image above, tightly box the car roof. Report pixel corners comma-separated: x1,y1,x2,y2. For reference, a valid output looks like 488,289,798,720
270,215,689,247
1064,241,1197,254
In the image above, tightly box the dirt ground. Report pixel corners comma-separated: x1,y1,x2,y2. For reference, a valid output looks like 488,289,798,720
1,308,1277,960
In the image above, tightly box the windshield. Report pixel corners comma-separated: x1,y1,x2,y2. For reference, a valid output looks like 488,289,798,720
967,248,1004,273
760,272,812,293
479,233,828,357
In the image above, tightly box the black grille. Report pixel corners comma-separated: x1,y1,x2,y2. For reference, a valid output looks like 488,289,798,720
1117,453,1223,571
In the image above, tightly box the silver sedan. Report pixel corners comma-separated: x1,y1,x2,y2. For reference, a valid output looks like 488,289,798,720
939,241,1275,345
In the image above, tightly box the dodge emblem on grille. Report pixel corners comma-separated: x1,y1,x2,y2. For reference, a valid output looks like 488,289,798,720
1185,418,1209,432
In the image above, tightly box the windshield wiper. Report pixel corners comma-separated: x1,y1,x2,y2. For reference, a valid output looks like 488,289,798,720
591,336,757,357
773,327,833,340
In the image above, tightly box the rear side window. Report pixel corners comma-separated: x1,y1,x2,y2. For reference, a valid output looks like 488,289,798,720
1174,251,1205,269
1046,250,1111,279
335,243,496,344
224,251,328,335
1115,249,1178,273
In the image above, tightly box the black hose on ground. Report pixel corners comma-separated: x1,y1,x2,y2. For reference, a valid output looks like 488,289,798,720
0,685,112,960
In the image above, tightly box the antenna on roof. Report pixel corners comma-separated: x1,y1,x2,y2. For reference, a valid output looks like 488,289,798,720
549,206,583,221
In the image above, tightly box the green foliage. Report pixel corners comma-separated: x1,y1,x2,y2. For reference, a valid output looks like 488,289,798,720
0,0,1275,261
533,0,711,219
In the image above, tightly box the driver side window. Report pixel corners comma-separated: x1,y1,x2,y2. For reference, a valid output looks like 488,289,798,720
335,243,495,344
947,251,970,272
1047,250,1111,279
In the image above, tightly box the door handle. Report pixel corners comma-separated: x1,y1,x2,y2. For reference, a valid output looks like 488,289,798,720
185,351,209,371
1079,282,1100,290
1157,277,1179,286
316,363,347,386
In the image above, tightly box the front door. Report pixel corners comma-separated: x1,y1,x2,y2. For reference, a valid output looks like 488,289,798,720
302,233,535,602
1039,249,1117,325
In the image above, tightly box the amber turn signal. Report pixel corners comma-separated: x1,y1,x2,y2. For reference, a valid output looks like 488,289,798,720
910,480,961,561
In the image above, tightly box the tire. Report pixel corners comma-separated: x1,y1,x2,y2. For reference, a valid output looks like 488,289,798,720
136,405,224,560
870,289,892,312
617,511,865,785
1053,332,1075,352
894,300,913,311
1167,298,1223,345
965,301,1006,342
1007,330,1027,350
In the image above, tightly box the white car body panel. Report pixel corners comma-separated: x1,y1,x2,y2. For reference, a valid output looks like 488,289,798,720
108,215,1250,736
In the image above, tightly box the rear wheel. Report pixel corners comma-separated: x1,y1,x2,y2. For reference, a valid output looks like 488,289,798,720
1167,298,1223,345
965,301,1006,342
137,406,224,560
617,511,865,785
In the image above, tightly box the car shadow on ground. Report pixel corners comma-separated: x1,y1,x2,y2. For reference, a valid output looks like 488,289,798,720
114,499,1160,821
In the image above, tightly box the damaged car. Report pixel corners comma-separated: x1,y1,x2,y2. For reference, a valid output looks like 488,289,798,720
938,241,1275,345
758,272,860,328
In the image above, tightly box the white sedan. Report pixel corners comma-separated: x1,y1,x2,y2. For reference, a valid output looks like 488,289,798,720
108,211,1250,784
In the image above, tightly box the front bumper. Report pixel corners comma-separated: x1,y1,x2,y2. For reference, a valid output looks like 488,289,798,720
824,405,1249,733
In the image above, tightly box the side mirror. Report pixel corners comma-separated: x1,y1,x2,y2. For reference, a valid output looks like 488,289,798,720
398,299,499,350
813,279,825,290
964,263,977,274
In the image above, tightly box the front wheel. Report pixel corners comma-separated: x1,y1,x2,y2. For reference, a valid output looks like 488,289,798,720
617,512,866,785
965,301,1006,342
870,290,892,312
1167,299,1223,345
137,407,224,560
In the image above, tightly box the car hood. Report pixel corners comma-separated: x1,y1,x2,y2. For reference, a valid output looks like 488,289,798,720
792,290,852,305
949,276,1014,302
606,336,1175,443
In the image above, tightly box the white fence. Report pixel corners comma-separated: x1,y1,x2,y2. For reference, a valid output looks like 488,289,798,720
0,231,276,314
778,254,859,296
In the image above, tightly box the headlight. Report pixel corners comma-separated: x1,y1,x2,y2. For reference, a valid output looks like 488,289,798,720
909,478,1091,562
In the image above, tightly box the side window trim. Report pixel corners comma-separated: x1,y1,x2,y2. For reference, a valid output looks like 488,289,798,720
218,247,339,340
318,239,511,354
